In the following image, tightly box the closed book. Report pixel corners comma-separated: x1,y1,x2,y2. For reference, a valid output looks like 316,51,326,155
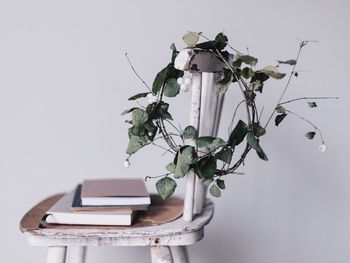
71,185,148,212
81,178,151,206
46,190,135,226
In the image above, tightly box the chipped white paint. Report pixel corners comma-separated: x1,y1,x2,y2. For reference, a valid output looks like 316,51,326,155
170,246,189,263
151,246,173,263
183,72,202,222
46,246,66,263
25,201,213,247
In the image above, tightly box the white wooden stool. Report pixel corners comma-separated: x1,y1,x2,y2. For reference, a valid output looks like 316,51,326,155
20,49,228,263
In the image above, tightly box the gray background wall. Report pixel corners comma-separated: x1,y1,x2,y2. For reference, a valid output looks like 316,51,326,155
0,0,349,262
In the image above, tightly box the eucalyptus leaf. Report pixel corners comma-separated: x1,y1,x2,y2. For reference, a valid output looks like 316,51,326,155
253,123,266,137
209,184,221,198
217,68,233,93
126,134,148,155
215,147,233,163
275,113,287,126
241,67,255,79
128,92,150,101
275,105,286,113
246,132,268,161
183,126,198,140
183,32,200,47
152,66,168,93
305,131,316,139
132,108,149,126
196,136,226,151
163,78,180,97
277,59,297,65
262,65,286,79
195,156,217,179
165,162,176,173
308,102,317,108
156,177,177,200
228,120,249,146
216,179,225,189
121,107,137,115
237,55,258,66
174,146,198,178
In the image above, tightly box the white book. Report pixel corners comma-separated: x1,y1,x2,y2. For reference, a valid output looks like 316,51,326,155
46,190,136,226
81,179,151,206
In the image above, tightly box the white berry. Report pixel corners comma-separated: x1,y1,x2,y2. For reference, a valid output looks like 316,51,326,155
123,159,130,168
147,93,158,104
319,144,327,152
177,77,184,85
184,77,192,86
180,84,190,92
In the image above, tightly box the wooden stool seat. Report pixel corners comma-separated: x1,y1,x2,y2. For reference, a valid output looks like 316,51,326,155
20,194,214,247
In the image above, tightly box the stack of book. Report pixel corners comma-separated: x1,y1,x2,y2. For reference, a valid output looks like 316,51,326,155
45,179,151,226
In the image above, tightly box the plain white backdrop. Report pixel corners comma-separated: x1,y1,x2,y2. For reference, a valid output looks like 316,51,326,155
0,0,349,262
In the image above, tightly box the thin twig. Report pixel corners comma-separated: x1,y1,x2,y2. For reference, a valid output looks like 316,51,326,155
125,53,151,92
264,40,317,129
279,96,339,105
285,109,325,143
228,100,245,134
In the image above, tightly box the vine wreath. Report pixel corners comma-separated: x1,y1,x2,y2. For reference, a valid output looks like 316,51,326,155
122,32,337,199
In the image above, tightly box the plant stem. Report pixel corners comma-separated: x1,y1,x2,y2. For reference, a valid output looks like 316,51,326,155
285,109,325,143
125,53,152,92
279,96,339,105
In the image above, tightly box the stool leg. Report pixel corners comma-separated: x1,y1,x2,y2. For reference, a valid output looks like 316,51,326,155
46,246,67,263
68,246,87,263
170,246,189,263
150,246,173,263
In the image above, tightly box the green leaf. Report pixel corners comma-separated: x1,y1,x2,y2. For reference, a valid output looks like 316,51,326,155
308,102,317,108
214,32,228,50
163,78,180,97
170,43,177,63
277,59,297,65
195,156,217,179
275,113,287,126
183,31,200,47
174,146,198,178
148,102,173,120
179,146,198,165
152,66,168,93
128,92,150,101
156,177,177,200
216,179,225,189
165,162,176,173
250,80,263,93
132,108,149,126
126,134,148,155
215,147,233,163
246,132,268,161
228,120,249,146
241,67,255,79
305,131,316,139
183,126,198,140
209,184,221,198
275,105,286,113
217,68,233,93
130,125,147,137
261,66,286,79
121,107,137,115
196,136,226,151
253,123,266,137
237,55,258,66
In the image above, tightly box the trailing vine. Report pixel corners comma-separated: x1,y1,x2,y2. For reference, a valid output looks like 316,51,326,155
122,32,338,199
